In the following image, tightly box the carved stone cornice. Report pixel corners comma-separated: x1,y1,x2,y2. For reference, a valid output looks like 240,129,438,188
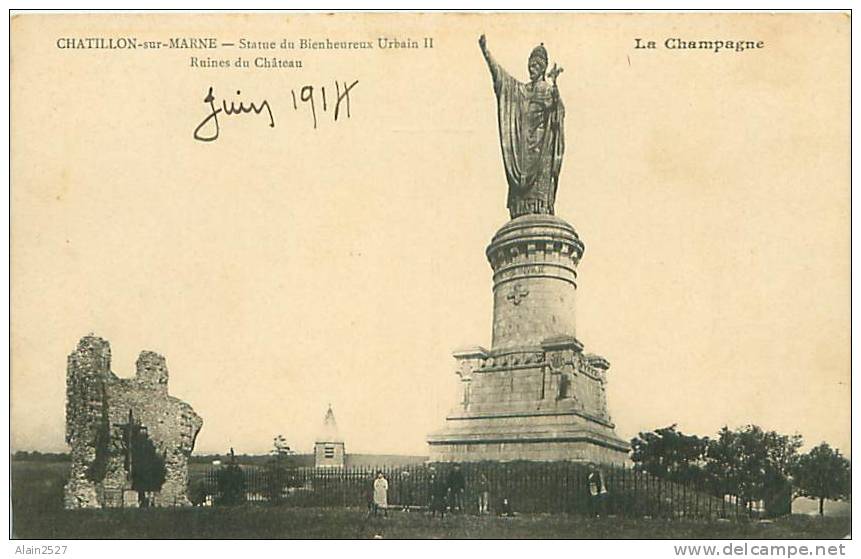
486,215,585,290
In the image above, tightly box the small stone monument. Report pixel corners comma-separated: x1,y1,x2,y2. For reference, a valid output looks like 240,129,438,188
426,37,629,464
64,334,203,508
314,405,345,468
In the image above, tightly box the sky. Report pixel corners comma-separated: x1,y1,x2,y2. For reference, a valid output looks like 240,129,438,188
10,12,850,457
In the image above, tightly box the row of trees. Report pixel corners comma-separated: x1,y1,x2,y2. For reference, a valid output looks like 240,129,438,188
194,437,306,506
11,450,70,462
630,424,850,516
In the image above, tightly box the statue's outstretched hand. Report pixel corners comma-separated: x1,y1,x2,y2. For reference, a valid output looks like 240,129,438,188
479,34,487,50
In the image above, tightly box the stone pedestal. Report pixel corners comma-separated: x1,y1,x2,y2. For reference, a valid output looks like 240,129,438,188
428,215,629,464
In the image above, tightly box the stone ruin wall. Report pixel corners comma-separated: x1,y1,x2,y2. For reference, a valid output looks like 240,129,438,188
64,335,203,509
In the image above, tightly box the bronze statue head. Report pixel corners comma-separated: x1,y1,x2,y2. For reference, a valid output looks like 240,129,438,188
528,43,548,81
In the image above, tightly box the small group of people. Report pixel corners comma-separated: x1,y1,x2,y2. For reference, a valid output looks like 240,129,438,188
370,464,492,518
368,464,609,518
429,464,495,517
427,466,462,517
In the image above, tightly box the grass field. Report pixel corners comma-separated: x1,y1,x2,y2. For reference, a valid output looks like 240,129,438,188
11,461,851,539
12,505,853,539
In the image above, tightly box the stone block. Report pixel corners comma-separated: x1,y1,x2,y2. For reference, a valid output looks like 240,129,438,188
123,490,139,508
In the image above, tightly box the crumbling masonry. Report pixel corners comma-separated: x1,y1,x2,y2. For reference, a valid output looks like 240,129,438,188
64,334,203,508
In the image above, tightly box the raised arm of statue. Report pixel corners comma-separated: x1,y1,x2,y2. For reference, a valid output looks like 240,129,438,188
479,34,509,92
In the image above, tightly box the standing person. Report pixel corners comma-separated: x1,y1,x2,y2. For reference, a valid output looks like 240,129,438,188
365,473,375,516
500,497,514,517
588,467,607,518
477,472,491,515
373,471,389,517
447,463,466,513
429,470,447,519
400,470,412,512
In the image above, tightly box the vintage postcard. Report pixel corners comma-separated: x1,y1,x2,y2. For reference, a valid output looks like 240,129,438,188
9,11,851,543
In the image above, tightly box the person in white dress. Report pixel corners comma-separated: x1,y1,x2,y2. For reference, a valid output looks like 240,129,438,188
373,471,389,517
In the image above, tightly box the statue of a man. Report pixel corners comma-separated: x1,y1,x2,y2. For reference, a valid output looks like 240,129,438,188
479,34,565,219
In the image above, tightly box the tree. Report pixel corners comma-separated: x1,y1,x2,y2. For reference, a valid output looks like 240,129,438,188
760,429,803,517
704,425,802,515
792,443,850,516
264,435,295,504
217,447,245,506
272,435,292,458
630,424,709,484
130,434,166,501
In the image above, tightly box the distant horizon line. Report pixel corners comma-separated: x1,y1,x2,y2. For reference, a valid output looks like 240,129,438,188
10,448,432,458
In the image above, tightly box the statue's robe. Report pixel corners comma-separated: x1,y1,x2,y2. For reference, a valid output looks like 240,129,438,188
486,56,565,218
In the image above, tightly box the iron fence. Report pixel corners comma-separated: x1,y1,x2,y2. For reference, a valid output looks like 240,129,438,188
190,461,753,520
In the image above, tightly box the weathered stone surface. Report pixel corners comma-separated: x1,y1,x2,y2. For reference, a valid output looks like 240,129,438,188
487,215,584,350
64,334,203,509
428,216,629,464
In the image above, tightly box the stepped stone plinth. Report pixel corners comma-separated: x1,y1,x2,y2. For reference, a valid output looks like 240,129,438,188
427,215,629,464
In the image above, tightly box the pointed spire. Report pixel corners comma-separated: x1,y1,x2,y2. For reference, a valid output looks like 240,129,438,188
317,404,343,443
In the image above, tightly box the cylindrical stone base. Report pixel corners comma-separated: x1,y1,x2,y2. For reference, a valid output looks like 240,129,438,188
486,215,584,350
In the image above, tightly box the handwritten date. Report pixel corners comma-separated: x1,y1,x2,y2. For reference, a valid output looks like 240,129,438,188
193,80,359,142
